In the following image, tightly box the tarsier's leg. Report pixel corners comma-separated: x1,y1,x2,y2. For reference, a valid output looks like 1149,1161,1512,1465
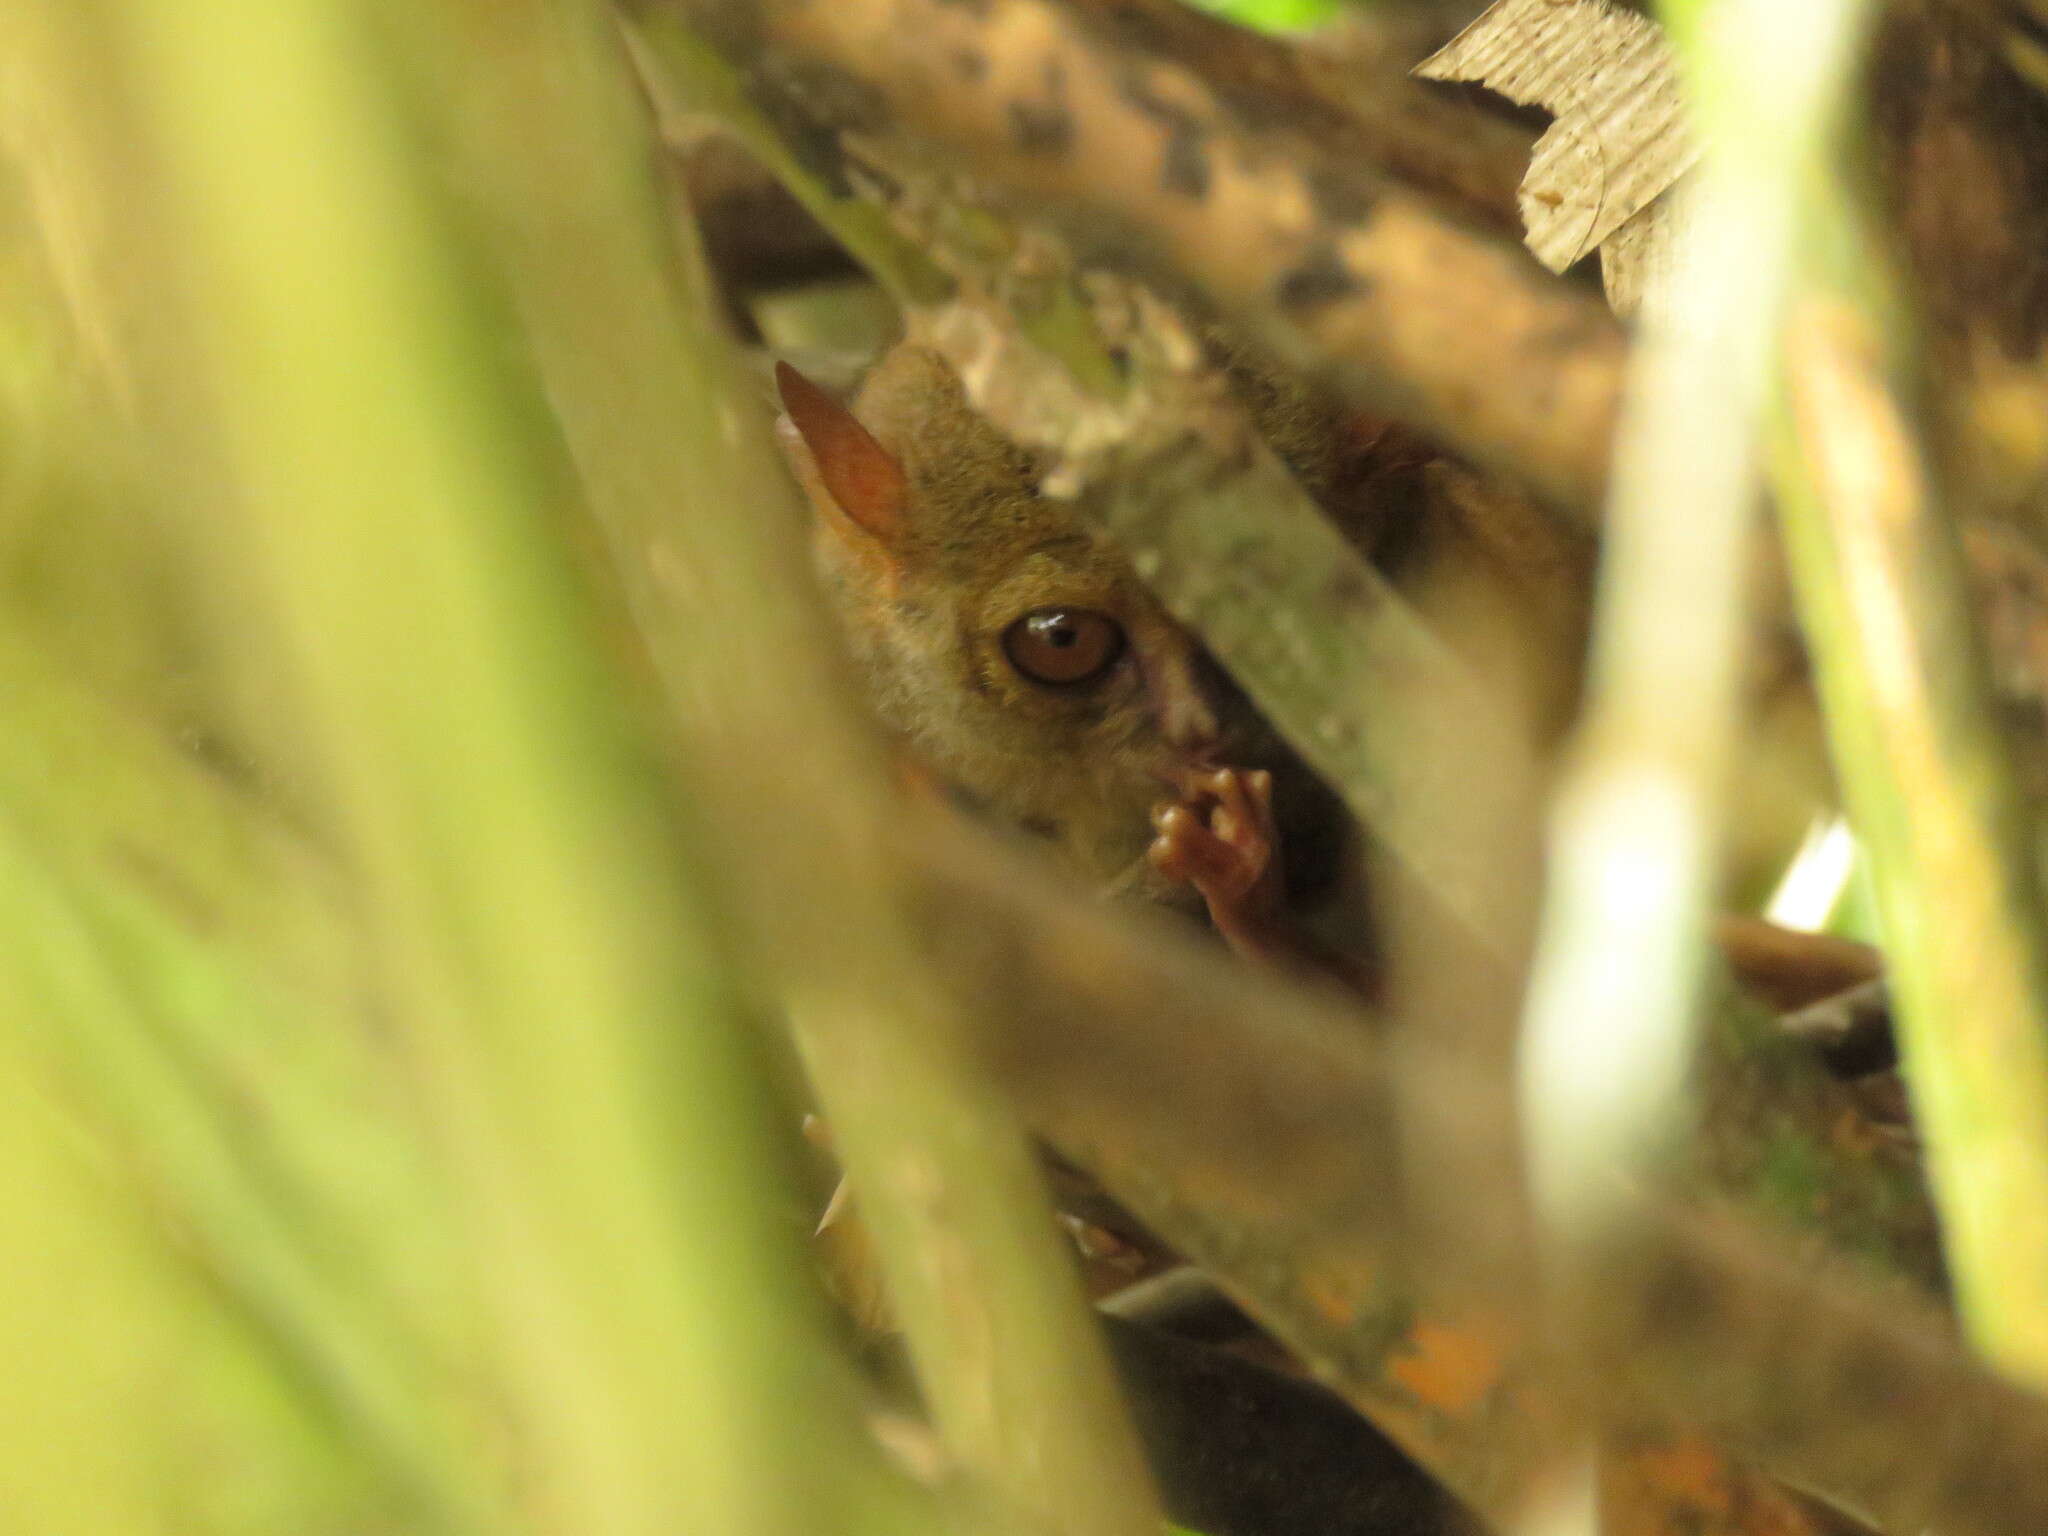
1149,767,1375,997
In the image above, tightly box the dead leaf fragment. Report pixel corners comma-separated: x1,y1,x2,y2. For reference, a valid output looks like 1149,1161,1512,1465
1417,0,1695,314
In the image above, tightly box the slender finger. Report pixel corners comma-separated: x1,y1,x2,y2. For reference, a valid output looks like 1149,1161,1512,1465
1207,769,1256,837
1159,808,1238,888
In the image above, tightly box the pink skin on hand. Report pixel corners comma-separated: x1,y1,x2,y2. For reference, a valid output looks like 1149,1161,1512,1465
1147,766,1287,959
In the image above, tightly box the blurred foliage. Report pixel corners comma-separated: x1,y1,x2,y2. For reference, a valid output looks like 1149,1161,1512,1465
0,0,1159,1531
3,0,2048,1531
1,2,916,1533
1187,0,1345,32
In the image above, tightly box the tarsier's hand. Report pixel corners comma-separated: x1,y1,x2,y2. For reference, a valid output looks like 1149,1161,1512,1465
1149,766,1378,999
1148,767,1287,949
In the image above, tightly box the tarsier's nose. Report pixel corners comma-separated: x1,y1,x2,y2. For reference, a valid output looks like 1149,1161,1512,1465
1144,644,1226,758
1163,695,1221,756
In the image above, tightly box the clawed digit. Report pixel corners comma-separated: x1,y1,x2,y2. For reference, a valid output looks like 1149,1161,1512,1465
1148,766,1284,923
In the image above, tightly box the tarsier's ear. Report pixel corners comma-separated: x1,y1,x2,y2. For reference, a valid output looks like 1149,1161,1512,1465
775,361,906,543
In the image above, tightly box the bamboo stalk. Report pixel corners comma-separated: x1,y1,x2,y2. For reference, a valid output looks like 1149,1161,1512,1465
1515,5,1878,1529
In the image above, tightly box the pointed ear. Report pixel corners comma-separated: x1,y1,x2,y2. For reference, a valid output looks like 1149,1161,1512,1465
775,361,906,542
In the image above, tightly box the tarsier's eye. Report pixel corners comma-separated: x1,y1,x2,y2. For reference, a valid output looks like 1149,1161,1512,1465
1001,608,1127,687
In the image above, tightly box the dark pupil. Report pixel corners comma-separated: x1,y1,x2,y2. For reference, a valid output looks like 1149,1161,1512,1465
1004,606,1123,687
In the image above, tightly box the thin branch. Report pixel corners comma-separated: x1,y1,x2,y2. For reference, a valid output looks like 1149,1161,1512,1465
624,17,953,307
1593,1207,2048,1536
1094,421,1548,955
1067,404,1553,1289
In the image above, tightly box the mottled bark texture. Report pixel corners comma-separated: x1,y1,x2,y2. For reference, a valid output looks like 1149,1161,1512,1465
630,0,1627,519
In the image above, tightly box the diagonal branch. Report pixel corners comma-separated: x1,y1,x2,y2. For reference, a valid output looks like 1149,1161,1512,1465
630,0,1628,519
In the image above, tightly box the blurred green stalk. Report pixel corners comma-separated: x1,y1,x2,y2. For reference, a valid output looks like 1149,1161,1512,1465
1771,197,2048,1390
1521,0,1876,1245
429,5,1162,1533
101,0,901,1528
0,619,493,1533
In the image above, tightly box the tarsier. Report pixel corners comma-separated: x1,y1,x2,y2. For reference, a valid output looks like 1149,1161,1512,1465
773,339,1556,986
773,337,1895,1017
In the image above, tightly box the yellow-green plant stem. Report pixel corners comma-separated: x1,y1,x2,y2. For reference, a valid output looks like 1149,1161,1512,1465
107,0,896,1529
0,1013,190,1536
431,5,1162,1533
1771,226,2048,1390
1522,0,1877,1246
1515,9,1875,1529
0,623,489,1533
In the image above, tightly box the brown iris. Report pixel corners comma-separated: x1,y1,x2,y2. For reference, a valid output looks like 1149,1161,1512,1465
1001,607,1126,687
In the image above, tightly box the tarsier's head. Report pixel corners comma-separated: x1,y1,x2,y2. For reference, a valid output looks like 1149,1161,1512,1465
776,343,1347,912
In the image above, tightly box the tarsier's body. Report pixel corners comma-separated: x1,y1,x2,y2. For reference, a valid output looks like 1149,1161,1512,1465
776,341,1575,981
